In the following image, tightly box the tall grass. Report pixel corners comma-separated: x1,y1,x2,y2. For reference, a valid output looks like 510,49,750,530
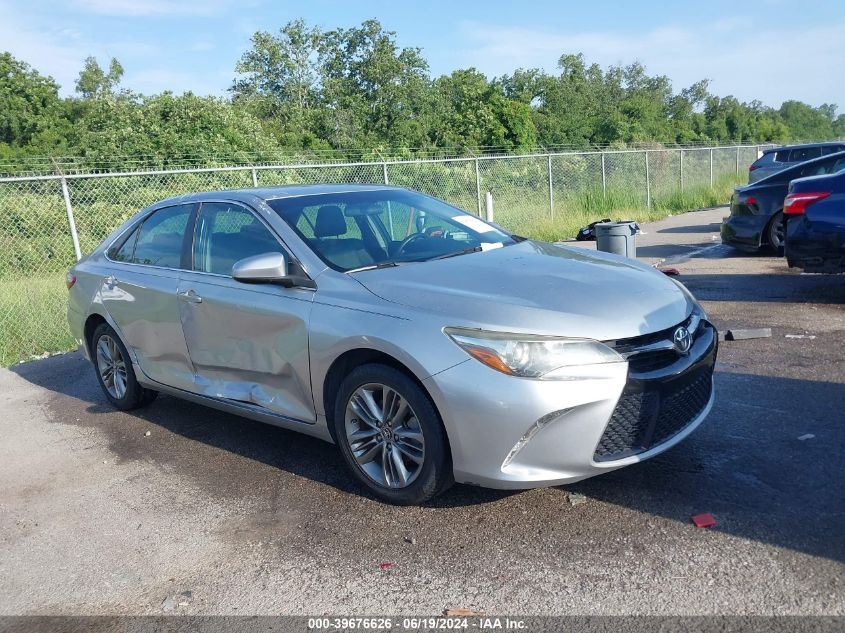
0,276,75,365
507,173,741,242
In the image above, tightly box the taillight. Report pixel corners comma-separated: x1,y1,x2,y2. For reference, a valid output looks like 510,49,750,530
66,272,77,289
745,196,757,206
749,165,759,171
783,191,830,215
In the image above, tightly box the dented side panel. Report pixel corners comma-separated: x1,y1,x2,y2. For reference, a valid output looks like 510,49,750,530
99,264,196,391
177,271,316,422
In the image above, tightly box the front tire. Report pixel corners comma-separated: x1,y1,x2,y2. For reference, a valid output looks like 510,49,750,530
91,323,158,411
332,363,452,505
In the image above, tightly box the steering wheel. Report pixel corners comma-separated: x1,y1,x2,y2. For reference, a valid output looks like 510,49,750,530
394,232,426,256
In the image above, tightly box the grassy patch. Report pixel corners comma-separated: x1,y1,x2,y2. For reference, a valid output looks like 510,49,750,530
503,174,741,242
0,276,76,365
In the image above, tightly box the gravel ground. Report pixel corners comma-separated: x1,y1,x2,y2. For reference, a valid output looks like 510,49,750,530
1,207,843,616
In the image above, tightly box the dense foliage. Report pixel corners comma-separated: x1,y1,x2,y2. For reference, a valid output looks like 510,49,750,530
1,19,843,171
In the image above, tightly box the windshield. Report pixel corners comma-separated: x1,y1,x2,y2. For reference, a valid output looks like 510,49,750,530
267,189,515,272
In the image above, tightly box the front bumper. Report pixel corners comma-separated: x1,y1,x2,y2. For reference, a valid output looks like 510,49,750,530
720,214,770,251
424,320,717,489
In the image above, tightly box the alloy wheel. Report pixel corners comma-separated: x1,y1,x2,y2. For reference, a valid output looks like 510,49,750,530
96,334,128,399
344,383,426,489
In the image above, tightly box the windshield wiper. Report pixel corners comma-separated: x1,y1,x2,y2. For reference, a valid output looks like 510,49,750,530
429,246,484,261
346,261,403,273
430,242,513,261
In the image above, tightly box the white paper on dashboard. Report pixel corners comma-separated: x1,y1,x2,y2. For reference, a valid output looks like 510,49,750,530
480,242,504,251
452,215,495,233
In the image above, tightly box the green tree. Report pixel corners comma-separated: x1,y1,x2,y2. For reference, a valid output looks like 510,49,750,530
75,56,124,99
0,52,64,148
232,19,322,144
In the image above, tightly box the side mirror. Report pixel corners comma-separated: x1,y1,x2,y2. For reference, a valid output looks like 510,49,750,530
232,251,288,282
231,252,315,289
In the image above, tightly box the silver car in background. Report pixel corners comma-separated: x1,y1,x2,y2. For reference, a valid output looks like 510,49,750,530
67,185,717,504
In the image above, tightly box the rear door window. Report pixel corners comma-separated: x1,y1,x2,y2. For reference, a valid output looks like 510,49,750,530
789,147,823,162
774,150,791,162
132,204,192,268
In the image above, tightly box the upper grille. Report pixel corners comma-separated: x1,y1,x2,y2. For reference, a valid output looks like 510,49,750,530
607,312,703,374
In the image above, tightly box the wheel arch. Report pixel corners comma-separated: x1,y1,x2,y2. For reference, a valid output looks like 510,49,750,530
321,347,444,444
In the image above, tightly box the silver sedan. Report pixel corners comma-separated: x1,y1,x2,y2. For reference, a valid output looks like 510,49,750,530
67,185,717,504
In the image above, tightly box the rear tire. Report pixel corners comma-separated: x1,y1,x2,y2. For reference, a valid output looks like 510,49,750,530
91,323,158,411
766,211,785,253
332,363,453,505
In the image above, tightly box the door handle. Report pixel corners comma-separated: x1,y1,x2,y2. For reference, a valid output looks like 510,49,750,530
178,289,202,304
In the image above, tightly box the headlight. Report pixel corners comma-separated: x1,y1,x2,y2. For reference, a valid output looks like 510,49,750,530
444,327,623,379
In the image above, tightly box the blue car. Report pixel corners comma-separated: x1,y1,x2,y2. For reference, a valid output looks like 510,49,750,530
785,170,845,273
721,150,845,252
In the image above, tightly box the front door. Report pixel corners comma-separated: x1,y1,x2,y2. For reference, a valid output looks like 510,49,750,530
100,203,196,390
177,201,316,422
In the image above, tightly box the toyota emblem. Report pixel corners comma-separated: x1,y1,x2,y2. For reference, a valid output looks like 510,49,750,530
673,326,692,354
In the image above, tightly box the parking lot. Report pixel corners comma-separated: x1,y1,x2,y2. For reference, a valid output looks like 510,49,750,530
1,206,843,616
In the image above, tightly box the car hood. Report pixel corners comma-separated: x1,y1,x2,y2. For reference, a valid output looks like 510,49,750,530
351,241,694,341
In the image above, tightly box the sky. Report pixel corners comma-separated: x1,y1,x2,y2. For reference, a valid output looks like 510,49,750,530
2,0,843,109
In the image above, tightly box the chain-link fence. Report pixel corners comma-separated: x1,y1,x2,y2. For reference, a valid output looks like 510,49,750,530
0,143,768,364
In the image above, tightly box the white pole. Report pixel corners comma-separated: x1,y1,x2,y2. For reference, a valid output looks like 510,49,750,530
680,150,684,191
547,154,554,219
475,158,482,216
645,151,651,209
485,191,494,223
709,148,714,187
61,177,82,261
601,153,607,194
251,168,258,187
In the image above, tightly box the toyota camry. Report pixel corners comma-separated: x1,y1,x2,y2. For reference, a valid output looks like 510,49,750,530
67,185,717,504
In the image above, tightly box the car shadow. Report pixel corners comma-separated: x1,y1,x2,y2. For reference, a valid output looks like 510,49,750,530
9,353,845,562
679,271,845,304
656,222,724,235
9,352,514,509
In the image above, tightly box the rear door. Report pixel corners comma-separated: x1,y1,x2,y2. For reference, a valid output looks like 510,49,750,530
177,201,316,421
100,203,196,390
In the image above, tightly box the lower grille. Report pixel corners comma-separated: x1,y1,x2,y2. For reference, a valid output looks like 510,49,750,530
594,364,714,461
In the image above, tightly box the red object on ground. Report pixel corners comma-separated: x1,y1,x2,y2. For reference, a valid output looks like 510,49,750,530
379,562,393,570
660,268,681,276
691,513,717,528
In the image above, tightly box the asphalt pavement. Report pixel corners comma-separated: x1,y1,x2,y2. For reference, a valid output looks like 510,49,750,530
1,206,843,616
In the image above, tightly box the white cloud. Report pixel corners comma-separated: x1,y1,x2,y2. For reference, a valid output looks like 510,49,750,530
454,20,845,108
72,0,230,17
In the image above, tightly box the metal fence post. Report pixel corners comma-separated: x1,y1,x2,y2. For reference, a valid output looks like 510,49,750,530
709,148,714,187
382,162,389,185
60,176,82,261
736,146,740,175
485,191,494,223
250,168,258,188
644,151,651,209
547,154,554,219
475,158,482,216
600,153,607,194
679,150,684,191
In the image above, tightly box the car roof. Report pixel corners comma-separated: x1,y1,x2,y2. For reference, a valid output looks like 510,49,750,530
763,141,845,154
750,150,845,185
151,183,404,208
